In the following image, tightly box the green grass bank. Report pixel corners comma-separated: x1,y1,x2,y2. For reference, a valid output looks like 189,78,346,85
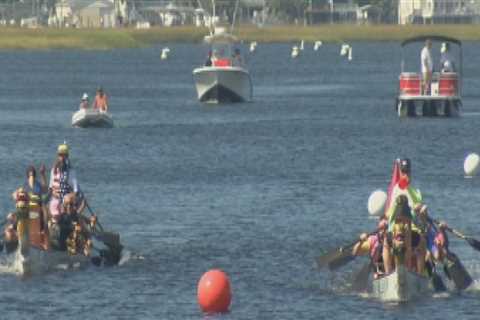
1,24,479,49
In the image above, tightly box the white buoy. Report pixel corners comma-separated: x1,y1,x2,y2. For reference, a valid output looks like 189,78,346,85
314,41,323,51
249,41,257,53
347,46,353,61
161,47,170,60
464,153,480,177
367,190,387,217
300,40,304,51
291,46,300,58
340,43,349,56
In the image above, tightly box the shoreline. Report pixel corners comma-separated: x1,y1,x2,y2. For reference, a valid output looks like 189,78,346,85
1,25,479,49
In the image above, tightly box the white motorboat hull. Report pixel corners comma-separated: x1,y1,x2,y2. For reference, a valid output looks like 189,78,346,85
72,109,114,128
371,265,431,302
10,246,90,277
193,67,252,103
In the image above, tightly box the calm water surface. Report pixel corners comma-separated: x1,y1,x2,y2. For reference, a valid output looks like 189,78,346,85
0,42,480,319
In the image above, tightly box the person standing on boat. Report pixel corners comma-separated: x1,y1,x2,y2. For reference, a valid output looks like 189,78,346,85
205,50,213,67
421,39,433,95
48,143,79,249
232,48,242,67
93,87,108,113
440,42,455,73
79,93,89,109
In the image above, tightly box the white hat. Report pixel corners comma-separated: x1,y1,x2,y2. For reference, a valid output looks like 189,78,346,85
82,93,88,100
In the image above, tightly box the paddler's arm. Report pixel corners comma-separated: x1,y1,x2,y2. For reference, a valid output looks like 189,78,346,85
352,233,370,256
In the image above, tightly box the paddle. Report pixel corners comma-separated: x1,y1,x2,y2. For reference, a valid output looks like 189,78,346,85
316,229,379,271
432,219,480,252
425,260,447,292
84,200,104,232
90,244,122,267
351,261,372,292
430,219,473,290
79,214,121,250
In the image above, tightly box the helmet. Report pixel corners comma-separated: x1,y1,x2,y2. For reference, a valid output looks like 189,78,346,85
399,158,411,174
82,93,88,100
57,143,69,155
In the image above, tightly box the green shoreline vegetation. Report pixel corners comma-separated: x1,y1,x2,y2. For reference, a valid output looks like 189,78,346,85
1,24,480,49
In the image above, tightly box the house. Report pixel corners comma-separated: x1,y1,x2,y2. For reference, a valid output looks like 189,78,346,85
51,0,117,28
305,0,359,24
398,0,477,24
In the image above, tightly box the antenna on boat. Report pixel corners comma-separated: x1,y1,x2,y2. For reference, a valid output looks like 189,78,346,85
210,0,215,35
230,0,240,34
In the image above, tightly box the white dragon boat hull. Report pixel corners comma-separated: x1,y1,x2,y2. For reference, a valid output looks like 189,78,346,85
371,265,431,302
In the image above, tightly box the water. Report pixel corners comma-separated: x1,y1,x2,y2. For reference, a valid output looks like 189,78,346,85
0,41,480,319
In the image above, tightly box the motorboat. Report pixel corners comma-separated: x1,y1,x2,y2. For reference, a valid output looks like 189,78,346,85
193,25,252,103
396,35,462,117
72,108,113,128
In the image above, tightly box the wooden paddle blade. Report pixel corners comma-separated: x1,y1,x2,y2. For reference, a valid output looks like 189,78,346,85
351,262,371,292
327,253,356,270
445,253,473,290
467,237,480,251
94,231,121,249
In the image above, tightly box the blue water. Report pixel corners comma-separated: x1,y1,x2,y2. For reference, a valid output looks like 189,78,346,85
0,41,480,319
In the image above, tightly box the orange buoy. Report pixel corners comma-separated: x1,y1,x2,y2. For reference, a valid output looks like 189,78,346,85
197,269,231,313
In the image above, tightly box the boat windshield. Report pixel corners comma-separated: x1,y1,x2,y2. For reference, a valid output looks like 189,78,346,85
212,43,232,61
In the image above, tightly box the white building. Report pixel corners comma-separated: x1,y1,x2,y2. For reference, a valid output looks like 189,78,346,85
51,0,117,28
398,0,476,24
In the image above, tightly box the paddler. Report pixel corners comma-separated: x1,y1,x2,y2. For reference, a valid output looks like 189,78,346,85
66,222,91,256
352,218,388,278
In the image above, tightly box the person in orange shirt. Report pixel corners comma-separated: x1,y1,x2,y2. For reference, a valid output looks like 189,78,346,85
93,87,108,113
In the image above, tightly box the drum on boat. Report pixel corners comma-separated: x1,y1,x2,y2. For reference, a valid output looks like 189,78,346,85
439,72,458,96
399,73,421,96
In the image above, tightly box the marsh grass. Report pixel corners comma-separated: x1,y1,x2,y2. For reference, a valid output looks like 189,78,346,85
0,25,478,49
